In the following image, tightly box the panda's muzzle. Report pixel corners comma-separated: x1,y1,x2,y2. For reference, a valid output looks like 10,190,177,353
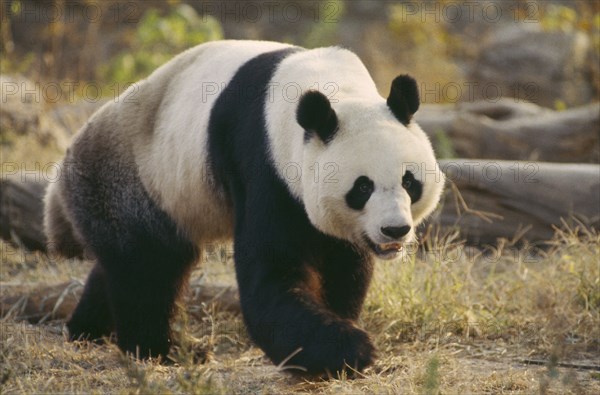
365,237,403,260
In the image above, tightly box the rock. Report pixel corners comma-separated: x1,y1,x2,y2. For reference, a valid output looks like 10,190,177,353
1,75,44,136
469,26,594,108
1,74,107,151
0,75,70,150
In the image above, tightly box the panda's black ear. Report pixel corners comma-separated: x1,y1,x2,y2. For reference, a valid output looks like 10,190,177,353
296,90,338,143
387,75,420,125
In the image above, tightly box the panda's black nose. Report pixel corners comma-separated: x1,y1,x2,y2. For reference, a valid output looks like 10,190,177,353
381,225,411,240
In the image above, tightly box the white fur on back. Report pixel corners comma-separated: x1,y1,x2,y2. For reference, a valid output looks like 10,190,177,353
132,40,293,242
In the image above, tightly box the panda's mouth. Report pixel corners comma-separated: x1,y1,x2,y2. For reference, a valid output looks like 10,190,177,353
365,238,403,260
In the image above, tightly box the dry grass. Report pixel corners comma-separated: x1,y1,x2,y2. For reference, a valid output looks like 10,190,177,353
1,224,599,394
2,3,598,391
1,93,598,393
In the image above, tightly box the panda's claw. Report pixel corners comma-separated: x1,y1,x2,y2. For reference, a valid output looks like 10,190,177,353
281,321,376,377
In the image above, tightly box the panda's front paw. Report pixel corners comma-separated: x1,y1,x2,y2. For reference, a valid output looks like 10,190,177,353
286,321,376,376
327,324,376,375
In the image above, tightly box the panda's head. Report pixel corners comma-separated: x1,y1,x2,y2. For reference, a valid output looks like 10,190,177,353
296,75,444,260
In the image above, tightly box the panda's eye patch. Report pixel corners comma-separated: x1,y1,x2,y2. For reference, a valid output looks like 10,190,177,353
346,176,374,210
402,170,423,204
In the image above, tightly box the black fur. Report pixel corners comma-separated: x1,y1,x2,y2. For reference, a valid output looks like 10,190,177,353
297,90,339,143
402,170,423,204
67,264,114,342
63,132,198,359
345,176,375,211
208,49,375,375
387,75,420,125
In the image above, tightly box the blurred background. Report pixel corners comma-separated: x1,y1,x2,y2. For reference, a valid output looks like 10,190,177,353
1,0,599,107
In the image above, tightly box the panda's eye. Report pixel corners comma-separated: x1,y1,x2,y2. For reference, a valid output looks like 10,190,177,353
402,170,423,204
346,176,374,210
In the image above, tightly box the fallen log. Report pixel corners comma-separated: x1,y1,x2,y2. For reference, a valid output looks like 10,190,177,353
416,100,600,163
0,176,47,251
428,159,600,245
0,281,240,323
1,159,598,252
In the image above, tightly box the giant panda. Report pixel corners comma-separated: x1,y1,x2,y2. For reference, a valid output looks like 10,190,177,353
44,40,445,375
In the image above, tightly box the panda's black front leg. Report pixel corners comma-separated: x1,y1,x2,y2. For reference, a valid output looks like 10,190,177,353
320,240,374,321
234,238,375,375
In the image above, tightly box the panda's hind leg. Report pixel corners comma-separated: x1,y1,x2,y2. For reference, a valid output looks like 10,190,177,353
62,138,198,359
67,217,198,359
67,263,114,342
100,238,197,359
